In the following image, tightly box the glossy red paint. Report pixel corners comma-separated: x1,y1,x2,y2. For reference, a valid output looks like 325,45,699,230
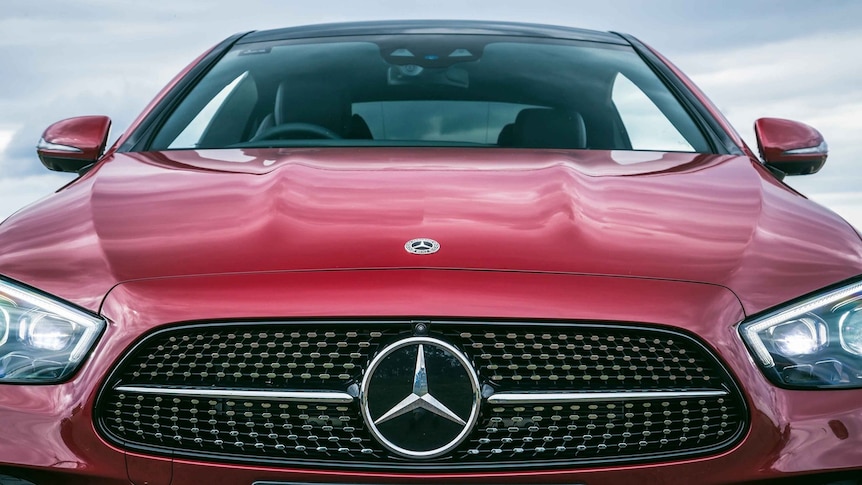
756,117,828,174
1,148,860,316
127,451,172,485
3,22,862,485
36,115,111,172
2,270,862,483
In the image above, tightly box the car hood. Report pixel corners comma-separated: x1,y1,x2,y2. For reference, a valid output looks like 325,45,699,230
1,147,861,314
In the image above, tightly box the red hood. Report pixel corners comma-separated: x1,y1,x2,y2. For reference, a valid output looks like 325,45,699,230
1,147,861,314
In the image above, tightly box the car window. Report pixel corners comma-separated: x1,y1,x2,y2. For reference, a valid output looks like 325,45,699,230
353,101,540,144
612,73,695,152
147,36,711,154
168,72,251,149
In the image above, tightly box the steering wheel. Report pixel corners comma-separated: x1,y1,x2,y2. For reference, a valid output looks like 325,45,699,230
252,122,342,141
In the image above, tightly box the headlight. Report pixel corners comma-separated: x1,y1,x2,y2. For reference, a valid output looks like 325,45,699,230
740,279,862,388
0,276,105,383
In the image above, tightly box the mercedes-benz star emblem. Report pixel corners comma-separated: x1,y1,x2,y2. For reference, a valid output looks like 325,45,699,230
404,238,440,255
360,336,480,458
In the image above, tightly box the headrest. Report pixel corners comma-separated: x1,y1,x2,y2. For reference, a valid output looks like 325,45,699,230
510,108,587,149
497,123,515,146
273,81,350,135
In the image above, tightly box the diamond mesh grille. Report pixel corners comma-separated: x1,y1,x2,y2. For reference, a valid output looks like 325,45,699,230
96,321,746,470
119,328,392,389
462,395,738,459
443,326,722,390
106,393,381,458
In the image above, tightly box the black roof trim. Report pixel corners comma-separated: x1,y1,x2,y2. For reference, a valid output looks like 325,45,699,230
238,20,629,45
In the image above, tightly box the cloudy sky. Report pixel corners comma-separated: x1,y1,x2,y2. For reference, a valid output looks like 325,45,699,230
1,1,861,224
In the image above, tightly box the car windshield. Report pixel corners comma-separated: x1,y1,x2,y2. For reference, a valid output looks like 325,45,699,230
148,35,711,153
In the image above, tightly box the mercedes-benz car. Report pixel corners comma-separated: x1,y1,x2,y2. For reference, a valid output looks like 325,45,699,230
1,20,859,485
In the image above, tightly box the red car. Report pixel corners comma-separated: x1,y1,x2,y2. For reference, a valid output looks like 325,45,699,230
0,21,859,485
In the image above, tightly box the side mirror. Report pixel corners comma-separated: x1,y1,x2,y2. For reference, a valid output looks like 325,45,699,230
36,115,111,173
754,117,827,176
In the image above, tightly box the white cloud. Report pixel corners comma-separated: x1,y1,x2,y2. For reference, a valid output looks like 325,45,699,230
681,31,862,141
0,129,13,154
672,30,862,203
1,1,861,230
807,192,862,230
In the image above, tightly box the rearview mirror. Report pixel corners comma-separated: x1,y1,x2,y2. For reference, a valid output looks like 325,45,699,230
754,117,827,176
387,65,469,88
36,115,111,173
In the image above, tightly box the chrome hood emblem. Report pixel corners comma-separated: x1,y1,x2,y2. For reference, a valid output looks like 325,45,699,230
404,238,440,255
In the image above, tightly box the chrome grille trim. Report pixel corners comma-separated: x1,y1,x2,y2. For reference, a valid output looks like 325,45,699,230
95,320,748,470
114,385,356,404
486,389,729,405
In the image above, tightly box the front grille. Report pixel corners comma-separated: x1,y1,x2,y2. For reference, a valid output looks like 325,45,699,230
113,327,391,389
447,327,720,391
468,395,735,459
96,320,746,470
106,393,377,458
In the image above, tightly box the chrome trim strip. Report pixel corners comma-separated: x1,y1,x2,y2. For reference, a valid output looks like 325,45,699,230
115,385,355,404
486,389,728,405
36,138,84,153
782,140,828,155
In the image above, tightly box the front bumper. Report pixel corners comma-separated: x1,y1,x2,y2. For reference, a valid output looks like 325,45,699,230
2,270,862,484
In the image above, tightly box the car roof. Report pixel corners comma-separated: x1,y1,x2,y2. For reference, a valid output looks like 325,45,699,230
238,20,629,46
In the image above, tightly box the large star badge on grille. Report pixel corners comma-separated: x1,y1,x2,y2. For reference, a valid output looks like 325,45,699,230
373,344,466,426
